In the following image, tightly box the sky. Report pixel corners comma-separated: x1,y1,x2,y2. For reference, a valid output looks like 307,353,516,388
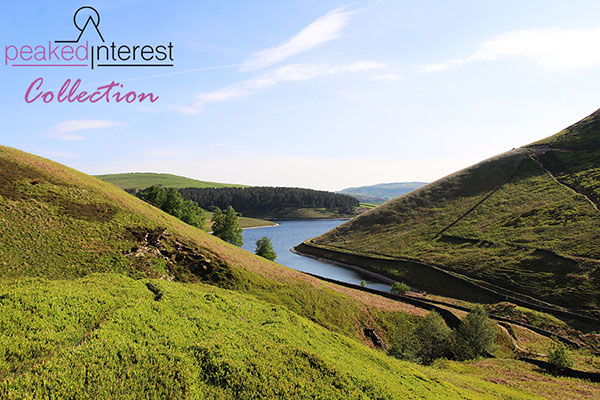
2,0,600,190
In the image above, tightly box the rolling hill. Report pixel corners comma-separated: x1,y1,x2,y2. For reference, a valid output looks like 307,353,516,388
95,172,245,190
1,145,595,398
339,182,428,204
310,109,600,316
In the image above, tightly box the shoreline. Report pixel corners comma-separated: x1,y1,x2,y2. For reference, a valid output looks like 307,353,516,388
242,222,280,230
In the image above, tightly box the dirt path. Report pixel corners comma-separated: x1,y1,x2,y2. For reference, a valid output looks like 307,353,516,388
433,152,527,239
498,323,547,358
529,148,599,212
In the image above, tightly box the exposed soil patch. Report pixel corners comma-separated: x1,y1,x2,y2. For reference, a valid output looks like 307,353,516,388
125,227,238,286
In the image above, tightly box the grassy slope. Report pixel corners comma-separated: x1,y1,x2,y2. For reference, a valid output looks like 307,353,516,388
1,146,596,398
95,172,245,190
313,110,600,313
0,275,469,400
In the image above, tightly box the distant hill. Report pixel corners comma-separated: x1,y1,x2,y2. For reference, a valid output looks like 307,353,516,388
179,186,359,219
339,182,428,203
96,172,245,190
312,109,600,315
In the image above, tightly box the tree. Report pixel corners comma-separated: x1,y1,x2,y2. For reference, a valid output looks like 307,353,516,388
360,280,367,287
180,199,206,229
163,187,185,218
548,341,573,371
453,305,497,360
255,236,277,261
414,311,452,364
390,282,410,295
212,206,243,246
137,185,167,209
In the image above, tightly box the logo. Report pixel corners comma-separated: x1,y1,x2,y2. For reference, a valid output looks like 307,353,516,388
4,6,174,104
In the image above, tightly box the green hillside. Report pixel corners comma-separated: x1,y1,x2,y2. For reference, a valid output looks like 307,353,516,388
312,109,600,315
95,172,245,190
1,146,597,399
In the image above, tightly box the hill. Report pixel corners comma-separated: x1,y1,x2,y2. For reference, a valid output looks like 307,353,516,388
2,146,596,398
339,182,428,203
310,109,600,316
95,172,245,190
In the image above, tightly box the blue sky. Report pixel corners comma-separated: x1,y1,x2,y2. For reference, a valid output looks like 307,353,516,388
2,0,600,190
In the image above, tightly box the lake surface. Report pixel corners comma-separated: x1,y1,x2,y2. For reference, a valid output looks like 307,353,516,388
242,219,392,292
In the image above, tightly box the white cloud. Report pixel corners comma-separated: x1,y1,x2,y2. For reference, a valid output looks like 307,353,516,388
240,7,354,71
370,73,404,81
172,61,385,114
48,120,120,141
207,61,384,102
421,27,600,72
52,133,86,141
55,120,120,133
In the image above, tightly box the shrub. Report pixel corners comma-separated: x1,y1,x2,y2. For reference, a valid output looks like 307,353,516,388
548,341,573,371
453,305,497,360
390,282,410,295
255,237,277,261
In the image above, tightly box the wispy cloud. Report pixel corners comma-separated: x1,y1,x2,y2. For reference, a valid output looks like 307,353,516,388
370,73,404,81
240,7,354,72
421,28,600,72
49,120,120,141
171,61,385,114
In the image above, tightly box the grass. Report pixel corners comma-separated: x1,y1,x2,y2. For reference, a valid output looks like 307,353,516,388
203,211,276,230
359,202,378,210
1,145,598,398
0,145,412,343
313,109,600,314
2,274,596,400
95,172,246,190
0,274,462,399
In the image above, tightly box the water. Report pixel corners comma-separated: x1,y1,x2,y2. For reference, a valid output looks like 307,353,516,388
242,219,391,292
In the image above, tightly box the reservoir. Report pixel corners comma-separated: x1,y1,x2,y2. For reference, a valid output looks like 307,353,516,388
242,219,392,292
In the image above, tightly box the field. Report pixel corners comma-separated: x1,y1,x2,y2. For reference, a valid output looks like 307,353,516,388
95,172,246,190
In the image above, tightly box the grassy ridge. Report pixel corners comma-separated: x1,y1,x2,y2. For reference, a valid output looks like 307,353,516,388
314,110,600,313
95,172,245,190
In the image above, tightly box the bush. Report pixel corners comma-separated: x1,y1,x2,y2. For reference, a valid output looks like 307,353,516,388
453,305,497,360
388,329,420,362
255,237,277,261
390,282,409,295
414,312,452,364
548,341,573,371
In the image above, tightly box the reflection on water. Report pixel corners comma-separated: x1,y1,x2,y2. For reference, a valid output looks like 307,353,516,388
242,219,391,292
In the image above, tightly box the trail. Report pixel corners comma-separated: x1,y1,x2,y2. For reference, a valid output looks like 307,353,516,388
497,323,547,358
528,148,599,212
433,152,527,239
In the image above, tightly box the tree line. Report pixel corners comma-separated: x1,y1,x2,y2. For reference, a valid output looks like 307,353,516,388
178,186,359,216
135,185,206,229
